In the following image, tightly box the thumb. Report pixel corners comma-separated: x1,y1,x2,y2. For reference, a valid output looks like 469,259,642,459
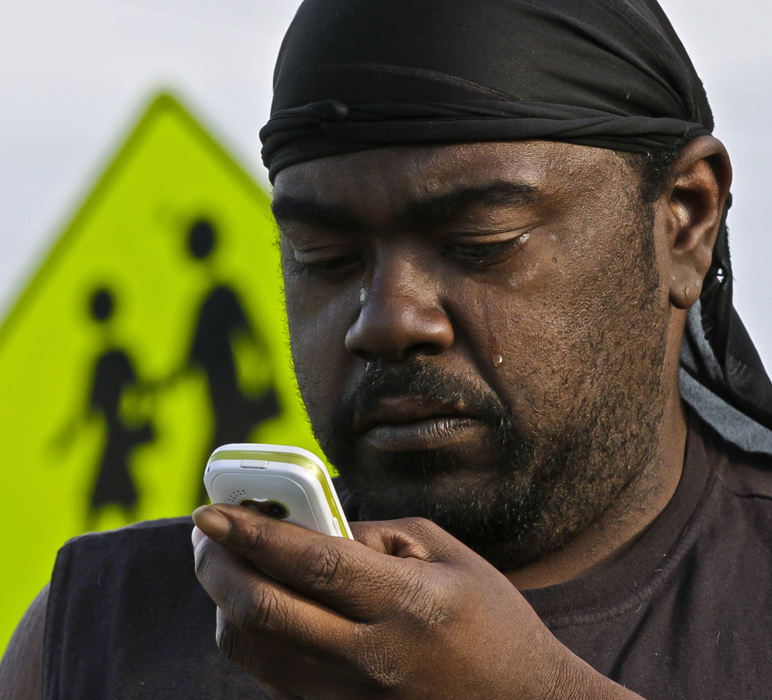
350,517,468,563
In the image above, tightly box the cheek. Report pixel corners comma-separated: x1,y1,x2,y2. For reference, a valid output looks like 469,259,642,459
450,275,569,426
454,251,634,432
284,281,357,426
502,276,664,436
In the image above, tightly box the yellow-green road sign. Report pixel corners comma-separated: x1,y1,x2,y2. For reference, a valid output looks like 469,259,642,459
0,93,320,650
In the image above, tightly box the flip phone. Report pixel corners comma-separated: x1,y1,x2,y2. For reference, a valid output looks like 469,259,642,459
204,443,353,539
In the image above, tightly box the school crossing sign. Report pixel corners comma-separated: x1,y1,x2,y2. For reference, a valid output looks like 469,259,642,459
0,94,321,649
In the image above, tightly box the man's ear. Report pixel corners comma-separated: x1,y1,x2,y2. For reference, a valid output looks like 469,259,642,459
662,135,732,309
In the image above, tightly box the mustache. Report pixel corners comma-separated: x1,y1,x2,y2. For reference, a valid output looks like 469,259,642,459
336,361,509,429
320,360,529,487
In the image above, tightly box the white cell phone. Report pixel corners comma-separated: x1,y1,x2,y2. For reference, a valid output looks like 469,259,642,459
204,443,353,539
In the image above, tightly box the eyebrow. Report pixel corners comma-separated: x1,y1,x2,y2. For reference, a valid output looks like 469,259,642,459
271,180,538,232
271,195,365,233
407,181,538,225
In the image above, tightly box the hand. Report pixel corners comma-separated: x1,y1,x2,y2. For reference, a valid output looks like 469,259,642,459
192,505,642,699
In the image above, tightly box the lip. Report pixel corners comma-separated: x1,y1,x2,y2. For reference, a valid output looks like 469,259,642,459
354,398,488,452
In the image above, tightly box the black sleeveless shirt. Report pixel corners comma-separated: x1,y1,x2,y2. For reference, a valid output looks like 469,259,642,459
43,419,772,698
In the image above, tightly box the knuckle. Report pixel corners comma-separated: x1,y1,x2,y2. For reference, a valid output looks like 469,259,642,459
215,617,241,660
231,518,269,557
400,516,445,541
398,568,450,629
391,517,451,559
217,612,304,699
301,541,346,589
350,627,403,692
216,617,269,678
238,583,284,633
220,580,284,635
361,659,402,692
348,600,453,694
206,508,269,557
366,559,452,630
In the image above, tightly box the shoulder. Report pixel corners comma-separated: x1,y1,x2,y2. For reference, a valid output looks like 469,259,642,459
695,424,772,572
0,520,193,700
43,517,264,698
49,516,200,622
705,425,772,501
62,515,194,546
57,515,193,566
0,520,191,700
0,585,48,700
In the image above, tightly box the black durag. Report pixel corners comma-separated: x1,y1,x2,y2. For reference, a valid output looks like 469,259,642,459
260,0,772,455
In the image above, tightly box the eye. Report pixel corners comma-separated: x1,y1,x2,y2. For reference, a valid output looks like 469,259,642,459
288,250,361,281
446,233,529,268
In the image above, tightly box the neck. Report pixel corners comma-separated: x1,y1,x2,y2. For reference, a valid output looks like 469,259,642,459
505,396,688,591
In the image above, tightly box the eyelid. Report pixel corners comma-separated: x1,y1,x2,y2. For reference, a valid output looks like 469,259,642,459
444,230,532,267
288,240,359,258
286,244,363,283
279,223,356,249
447,226,533,243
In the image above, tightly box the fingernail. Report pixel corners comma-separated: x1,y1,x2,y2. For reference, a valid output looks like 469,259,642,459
192,506,231,541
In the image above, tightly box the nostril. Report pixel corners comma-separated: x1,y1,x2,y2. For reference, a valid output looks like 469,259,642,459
407,341,447,358
345,301,454,362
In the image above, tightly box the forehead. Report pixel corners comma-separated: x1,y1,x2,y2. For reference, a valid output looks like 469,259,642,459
272,141,634,219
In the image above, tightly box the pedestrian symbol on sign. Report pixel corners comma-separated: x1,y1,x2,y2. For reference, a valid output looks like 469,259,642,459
0,93,323,651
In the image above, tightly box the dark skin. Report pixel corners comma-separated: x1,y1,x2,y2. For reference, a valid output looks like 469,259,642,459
191,138,730,698
0,136,730,698
278,140,675,576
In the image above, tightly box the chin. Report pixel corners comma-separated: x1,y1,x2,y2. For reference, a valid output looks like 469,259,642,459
332,405,663,573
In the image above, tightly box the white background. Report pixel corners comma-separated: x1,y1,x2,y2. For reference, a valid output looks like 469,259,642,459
0,0,768,372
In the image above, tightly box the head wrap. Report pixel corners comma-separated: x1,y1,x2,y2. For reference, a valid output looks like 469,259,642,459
261,0,772,455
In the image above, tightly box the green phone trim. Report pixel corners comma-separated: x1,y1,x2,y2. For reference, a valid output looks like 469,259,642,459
210,449,352,538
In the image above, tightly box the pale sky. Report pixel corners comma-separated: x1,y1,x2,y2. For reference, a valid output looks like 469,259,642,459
0,0,769,371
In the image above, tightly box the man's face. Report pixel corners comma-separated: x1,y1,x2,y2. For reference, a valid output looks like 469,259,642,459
273,141,670,569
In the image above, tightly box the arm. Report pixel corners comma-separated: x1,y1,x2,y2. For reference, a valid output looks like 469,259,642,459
0,584,47,700
192,506,643,699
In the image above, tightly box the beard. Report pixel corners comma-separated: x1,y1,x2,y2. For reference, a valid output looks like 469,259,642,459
315,206,667,572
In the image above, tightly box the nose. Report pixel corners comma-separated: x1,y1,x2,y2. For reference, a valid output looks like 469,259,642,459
344,253,454,362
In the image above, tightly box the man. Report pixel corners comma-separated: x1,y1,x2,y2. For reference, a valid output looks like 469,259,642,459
3,0,771,698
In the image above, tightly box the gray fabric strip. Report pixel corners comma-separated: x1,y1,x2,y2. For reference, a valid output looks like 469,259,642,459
680,302,772,455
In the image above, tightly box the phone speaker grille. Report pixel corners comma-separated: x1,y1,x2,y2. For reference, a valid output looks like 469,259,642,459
227,488,248,504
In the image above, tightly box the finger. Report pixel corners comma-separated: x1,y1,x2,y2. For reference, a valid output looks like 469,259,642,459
216,608,347,700
349,517,465,562
194,530,352,650
191,523,206,548
196,535,414,699
196,535,402,698
193,505,423,619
